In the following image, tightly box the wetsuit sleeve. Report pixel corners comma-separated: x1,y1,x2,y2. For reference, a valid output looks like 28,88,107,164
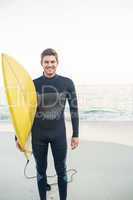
33,79,39,106
67,79,79,137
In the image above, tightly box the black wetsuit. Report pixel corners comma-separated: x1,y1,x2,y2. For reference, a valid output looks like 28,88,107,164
31,74,79,200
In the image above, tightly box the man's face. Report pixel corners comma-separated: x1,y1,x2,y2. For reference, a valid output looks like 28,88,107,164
41,55,58,77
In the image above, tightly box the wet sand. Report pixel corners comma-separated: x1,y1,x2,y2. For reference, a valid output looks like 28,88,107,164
0,121,133,200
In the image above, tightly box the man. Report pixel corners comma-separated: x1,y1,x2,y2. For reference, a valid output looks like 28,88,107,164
16,48,79,200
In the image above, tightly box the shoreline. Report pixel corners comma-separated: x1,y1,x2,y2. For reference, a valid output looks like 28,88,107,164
1,121,133,146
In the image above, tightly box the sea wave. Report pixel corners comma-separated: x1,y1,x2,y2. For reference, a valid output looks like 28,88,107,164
79,109,133,121
0,108,133,122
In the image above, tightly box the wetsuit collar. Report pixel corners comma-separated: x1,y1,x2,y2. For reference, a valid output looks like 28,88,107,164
43,72,57,80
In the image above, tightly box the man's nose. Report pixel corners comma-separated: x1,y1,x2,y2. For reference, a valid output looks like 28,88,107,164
48,62,52,67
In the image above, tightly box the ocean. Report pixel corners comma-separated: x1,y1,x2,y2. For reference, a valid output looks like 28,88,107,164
0,84,133,121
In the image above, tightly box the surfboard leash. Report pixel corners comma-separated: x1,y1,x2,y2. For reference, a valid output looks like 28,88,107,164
24,159,77,185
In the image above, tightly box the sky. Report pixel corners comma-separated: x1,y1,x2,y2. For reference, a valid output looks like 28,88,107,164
0,0,133,85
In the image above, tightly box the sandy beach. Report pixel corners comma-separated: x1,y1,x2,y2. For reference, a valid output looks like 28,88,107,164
1,121,133,200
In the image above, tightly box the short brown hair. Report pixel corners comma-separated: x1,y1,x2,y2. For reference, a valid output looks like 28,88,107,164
41,48,58,64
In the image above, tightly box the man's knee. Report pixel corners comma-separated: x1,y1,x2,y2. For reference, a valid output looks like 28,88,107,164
55,163,67,180
37,171,44,182
36,165,47,182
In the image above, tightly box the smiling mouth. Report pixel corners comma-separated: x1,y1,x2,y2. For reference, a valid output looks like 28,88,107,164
46,67,55,69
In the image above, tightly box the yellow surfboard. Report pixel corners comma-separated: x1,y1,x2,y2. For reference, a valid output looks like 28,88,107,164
1,54,37,159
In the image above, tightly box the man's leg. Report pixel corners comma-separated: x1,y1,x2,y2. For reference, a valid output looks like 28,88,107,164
32,141,49,200
50,134,68,200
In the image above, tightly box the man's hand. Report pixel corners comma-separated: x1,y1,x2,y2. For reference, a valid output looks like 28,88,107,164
71,137,79,150
16,141,25,152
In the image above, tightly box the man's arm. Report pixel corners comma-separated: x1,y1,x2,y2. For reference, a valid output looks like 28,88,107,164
67,79,79,138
